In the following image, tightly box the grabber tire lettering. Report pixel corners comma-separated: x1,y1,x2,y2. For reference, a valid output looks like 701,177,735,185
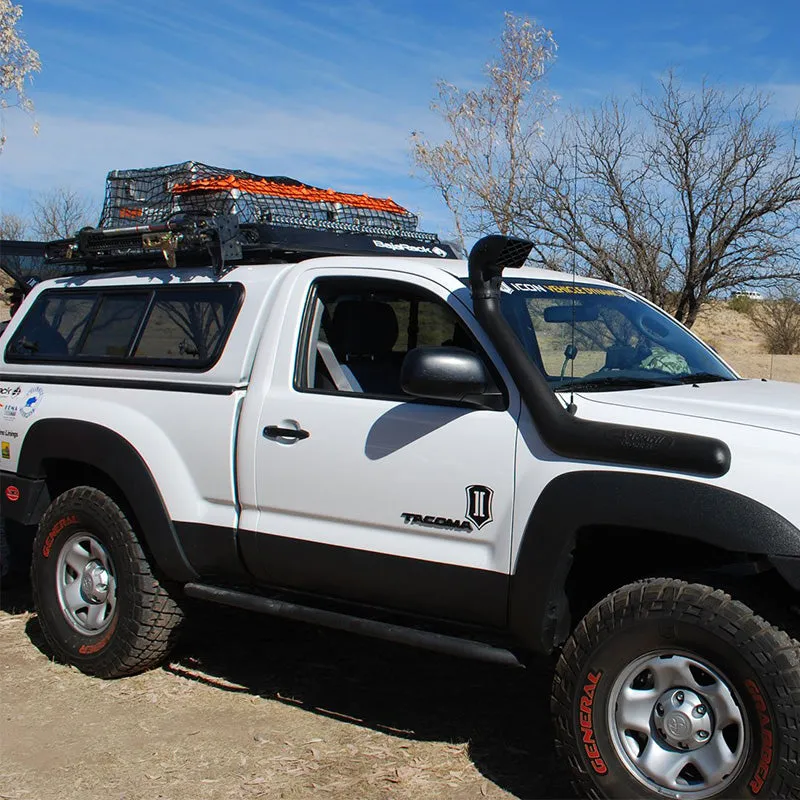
31,485,184,678
551,578,800,799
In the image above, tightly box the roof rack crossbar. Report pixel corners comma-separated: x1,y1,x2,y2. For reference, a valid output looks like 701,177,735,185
44,214,458,276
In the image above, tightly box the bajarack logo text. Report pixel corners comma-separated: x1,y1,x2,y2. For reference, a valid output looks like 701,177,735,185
401,512,473,532
372,240,448,258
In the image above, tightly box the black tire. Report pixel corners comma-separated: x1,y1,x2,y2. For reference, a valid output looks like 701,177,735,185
31,486,184,677
552,579,800,799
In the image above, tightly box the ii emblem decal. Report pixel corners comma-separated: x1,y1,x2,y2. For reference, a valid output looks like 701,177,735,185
465,485,494,529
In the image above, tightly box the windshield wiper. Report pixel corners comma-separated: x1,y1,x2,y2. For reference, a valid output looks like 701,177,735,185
674,373,735,385
554,376,680,393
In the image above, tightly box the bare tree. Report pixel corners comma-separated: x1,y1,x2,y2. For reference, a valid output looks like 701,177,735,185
749,286,800,355
1,213,29,304
411,13,557,246
521,102,677,308
648,77,800,325
163,302,227,360
0,211,28,238
522,74,800,326
416,37,800,328
31,187,96,240
0,0,41,151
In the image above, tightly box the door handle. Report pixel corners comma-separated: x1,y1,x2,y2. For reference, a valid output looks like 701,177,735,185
263,425,310,441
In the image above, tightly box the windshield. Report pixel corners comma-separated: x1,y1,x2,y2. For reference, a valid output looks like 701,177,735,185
499,279,737,391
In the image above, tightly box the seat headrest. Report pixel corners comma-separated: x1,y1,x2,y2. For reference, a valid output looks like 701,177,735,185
330,300,399,357
604,344,637,370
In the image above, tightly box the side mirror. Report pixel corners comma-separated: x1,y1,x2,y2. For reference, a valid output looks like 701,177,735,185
401,347,504,410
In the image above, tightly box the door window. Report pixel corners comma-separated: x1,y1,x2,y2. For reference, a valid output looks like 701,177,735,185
296,278,497,401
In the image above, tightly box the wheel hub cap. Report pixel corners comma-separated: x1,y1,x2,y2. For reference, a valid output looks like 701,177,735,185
55,532,117,635
80,561,110,604
608,652,748,798
653,688,713,750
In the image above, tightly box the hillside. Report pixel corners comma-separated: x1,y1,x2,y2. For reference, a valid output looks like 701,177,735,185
692,301,800,382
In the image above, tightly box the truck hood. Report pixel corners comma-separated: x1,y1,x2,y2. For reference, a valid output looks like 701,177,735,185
577,379,800,437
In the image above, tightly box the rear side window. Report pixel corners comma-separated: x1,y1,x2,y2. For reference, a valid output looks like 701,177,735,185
133,290,235,362
79,294,149,357
5,293,96,357
5,284,243,369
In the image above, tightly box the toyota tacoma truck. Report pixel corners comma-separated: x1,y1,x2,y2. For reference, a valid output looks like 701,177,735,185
2,162,800,799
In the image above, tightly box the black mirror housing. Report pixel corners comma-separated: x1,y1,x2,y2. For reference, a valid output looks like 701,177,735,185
401,347,503,410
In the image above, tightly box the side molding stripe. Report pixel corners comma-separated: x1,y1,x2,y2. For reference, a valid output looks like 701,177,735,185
0,373,242,395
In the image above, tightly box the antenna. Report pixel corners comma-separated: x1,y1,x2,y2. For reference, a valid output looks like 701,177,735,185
567,143,578,415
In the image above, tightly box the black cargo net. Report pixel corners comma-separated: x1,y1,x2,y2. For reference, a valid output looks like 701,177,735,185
98,161,420,233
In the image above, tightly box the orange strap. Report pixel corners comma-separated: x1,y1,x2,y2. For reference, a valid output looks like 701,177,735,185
118,207,143,219
171,175,409,215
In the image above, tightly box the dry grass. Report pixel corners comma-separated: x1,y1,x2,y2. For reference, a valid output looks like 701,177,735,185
693,301,800,382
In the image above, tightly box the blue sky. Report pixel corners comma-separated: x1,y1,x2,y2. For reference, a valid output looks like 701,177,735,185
3,0,800,238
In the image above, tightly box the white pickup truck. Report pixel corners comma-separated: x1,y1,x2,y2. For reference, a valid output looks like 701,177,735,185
1,183,800,798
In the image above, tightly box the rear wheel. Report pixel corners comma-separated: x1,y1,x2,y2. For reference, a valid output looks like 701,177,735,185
552,579,800,798
31,486,183,677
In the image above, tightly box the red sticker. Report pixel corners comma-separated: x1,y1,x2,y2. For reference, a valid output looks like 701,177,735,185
5,485,20,502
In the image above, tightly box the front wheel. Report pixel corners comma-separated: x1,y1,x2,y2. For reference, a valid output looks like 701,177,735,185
552,579,800,799
31,486,184,677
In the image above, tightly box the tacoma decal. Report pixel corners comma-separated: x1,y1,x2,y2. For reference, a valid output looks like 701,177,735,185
401,513,473,532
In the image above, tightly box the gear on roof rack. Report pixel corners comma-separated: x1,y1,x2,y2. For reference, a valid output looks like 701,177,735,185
44,162,458,275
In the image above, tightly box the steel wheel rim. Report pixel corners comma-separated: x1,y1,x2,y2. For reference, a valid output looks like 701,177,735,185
606,650,749,797
55,531,117,635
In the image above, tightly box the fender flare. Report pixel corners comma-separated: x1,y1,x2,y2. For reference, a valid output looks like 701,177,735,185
509,470,800,655
17,418,198,582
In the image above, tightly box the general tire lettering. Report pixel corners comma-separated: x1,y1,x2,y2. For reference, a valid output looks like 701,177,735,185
42,515,78,558
551,578,800,799
745,678,774,795
578,671,607,775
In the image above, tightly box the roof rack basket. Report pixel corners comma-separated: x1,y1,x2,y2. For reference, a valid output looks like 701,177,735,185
44,161,458,275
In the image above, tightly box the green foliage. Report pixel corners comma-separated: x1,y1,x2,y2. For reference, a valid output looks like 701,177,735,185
728,295,754,314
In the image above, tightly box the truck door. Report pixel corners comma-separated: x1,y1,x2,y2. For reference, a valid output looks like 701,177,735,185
239,269,521,627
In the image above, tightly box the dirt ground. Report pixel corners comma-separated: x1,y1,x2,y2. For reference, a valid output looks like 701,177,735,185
0,585,575,800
